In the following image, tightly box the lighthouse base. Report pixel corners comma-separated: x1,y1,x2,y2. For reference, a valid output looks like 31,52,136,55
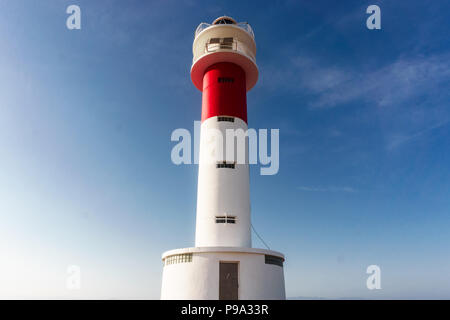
160,247,285,300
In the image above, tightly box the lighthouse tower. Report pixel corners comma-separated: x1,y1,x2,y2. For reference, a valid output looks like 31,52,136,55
161,16,286,300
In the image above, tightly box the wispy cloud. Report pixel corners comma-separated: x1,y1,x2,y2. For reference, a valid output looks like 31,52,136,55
297,186,357,193
315,54,450,109
268,52,450,110
260,48,450,151
387,120,450,150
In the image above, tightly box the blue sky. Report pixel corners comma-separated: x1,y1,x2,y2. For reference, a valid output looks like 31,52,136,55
0,0,449,299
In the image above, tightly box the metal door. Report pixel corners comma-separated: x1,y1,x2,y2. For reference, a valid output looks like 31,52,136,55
219,262,239,300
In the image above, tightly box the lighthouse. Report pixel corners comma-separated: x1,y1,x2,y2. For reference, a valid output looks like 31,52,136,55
161,16,286,300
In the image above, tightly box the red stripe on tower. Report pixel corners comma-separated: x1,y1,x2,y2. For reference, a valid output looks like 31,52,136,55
201,62,247,123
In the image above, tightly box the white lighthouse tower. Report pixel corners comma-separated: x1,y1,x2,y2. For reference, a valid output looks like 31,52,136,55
161,16,286,300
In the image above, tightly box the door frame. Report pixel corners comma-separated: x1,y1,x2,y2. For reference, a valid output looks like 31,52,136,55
218,260,240,300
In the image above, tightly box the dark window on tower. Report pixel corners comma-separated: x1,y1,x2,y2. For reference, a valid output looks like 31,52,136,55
265,255,284,267
216,162,236,169
218,116,235,122
216,216,236,224
206,37,235,51
220,37,234,49
222,37,234,44
218,77,234,83
209,38,221,44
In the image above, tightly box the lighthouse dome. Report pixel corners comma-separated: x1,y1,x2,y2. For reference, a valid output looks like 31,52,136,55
212,16,237,25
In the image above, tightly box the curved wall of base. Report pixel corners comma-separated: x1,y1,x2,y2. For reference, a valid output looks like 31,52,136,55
160,247,285,300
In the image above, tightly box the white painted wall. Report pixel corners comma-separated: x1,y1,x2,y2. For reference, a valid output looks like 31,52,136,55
195,117,251,247
161,248,285,300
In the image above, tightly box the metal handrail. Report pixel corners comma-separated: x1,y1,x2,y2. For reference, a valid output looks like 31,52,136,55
195,22,255,39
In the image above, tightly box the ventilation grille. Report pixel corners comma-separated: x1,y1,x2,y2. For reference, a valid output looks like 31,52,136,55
164,253,193,266
217,116,235,122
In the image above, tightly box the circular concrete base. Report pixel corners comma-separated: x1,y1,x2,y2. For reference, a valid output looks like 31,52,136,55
161,247,286,300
